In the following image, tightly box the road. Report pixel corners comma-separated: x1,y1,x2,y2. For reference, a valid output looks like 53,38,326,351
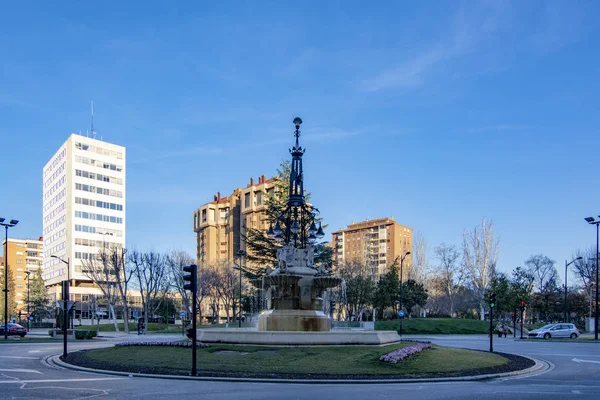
0,331,598,399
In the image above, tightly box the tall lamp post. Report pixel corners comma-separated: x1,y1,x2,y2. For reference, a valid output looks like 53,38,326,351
398,250,411,336
584,216,600,341
564,257,582,323
25,271,31,332
51,255,71,329
236,250,246,328
1,218,19,340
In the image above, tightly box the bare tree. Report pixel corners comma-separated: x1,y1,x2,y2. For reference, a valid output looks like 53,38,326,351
81,251,120,332
111,247,133,333
166,250,195,317
129,250,169,333
211,262,239,323
462,217,500,320
524,254,558,293
572,247,596,288
434,243,463,317
411,232,429,284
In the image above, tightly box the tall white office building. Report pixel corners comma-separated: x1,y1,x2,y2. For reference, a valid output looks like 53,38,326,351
42,134,126,298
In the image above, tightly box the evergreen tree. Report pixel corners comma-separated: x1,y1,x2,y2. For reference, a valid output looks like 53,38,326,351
0,267,17,321
374,264,400,319
243,160,331,278
401,279,428,316
29,268,49,321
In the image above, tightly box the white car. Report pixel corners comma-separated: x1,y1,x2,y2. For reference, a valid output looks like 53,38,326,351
528,323,580,339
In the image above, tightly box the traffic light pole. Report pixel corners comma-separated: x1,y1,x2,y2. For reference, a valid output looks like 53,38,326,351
62,280,69,360
183,264,198,376
513,309,516,338
191,281,197,376
489,305,493,353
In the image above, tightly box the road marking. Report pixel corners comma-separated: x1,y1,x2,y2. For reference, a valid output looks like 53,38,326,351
572,358,600,365
0,369,42,374
0,356,39,359
0,377,125,384
573,390,582,394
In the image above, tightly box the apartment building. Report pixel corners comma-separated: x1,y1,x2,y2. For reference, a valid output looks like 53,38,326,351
193,175,276,265
331,217,413,279
1,237,43,311
42,133,126,302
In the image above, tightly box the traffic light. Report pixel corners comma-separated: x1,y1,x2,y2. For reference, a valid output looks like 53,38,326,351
520,301,526,310
183,264,197,293
330,299,336,310
489,292,496,308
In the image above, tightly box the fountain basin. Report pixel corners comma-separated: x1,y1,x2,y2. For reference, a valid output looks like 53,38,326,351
196,328,400,345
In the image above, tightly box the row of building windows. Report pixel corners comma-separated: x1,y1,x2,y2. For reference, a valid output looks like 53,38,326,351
44,202,66,223
44,188,66,212
43,148,66,180
44,228,65,247
75,183,123,198
45,241,66,258
43,215,66,235
75,211,123,224
75,155,123,172
75,251,100,260
43,162,65,190
76,169,123,185
74,224,123,237
75,142,124,159
44,175,66,201
75,238,122,249
75,197,124,211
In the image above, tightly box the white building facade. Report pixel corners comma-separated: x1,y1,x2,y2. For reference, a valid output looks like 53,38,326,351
42,134,126,297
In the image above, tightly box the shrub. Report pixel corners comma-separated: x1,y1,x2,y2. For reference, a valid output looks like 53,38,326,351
379,343,432,364
75,330,98,340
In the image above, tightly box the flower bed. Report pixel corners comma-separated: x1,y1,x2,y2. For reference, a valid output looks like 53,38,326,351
115,341,209,348
379,343,432,364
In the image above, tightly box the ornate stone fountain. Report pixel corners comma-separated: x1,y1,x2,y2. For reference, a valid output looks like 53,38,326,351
254,117,341,332
196,118,399,344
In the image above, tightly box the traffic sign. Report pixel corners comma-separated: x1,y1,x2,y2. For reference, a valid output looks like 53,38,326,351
398,310,405,318
133,311,139,318
180,311,185,317
29,316,33,321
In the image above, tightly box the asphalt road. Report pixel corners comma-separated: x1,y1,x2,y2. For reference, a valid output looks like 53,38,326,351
0,331,598,399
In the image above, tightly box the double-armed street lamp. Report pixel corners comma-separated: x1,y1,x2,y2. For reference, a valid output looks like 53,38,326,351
1,217,19,340
564,257,583,323
584,216,600,340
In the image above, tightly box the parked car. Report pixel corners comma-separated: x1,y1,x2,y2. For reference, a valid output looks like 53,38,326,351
528,323,579,339
0,323,27,337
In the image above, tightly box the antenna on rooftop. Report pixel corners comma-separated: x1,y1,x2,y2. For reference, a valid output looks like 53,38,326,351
90,101,96,139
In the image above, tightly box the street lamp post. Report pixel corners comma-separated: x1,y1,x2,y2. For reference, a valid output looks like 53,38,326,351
51,255,71,329
236,250,246,328
25,271,31,332
1,218,19,340
397,251,411,337
584,216,600,341
564,257,583,323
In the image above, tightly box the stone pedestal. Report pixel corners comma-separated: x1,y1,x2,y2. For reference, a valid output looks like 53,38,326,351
258,309,330,332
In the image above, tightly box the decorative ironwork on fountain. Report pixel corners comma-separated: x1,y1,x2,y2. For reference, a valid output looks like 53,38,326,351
258,117,342,332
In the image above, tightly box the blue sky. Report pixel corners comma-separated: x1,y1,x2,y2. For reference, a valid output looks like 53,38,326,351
1,1,599,284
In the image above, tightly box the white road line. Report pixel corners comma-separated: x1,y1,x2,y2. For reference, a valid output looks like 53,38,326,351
0,356,40,359
0,377,126,384
0,369,42,374
572,358,600,365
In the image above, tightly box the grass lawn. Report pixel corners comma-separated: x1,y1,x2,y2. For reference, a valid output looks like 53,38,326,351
375,318,489,334
75,322,182,333
75,343,508,377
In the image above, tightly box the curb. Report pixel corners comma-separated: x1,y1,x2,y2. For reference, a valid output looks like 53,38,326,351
47,352,547,384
